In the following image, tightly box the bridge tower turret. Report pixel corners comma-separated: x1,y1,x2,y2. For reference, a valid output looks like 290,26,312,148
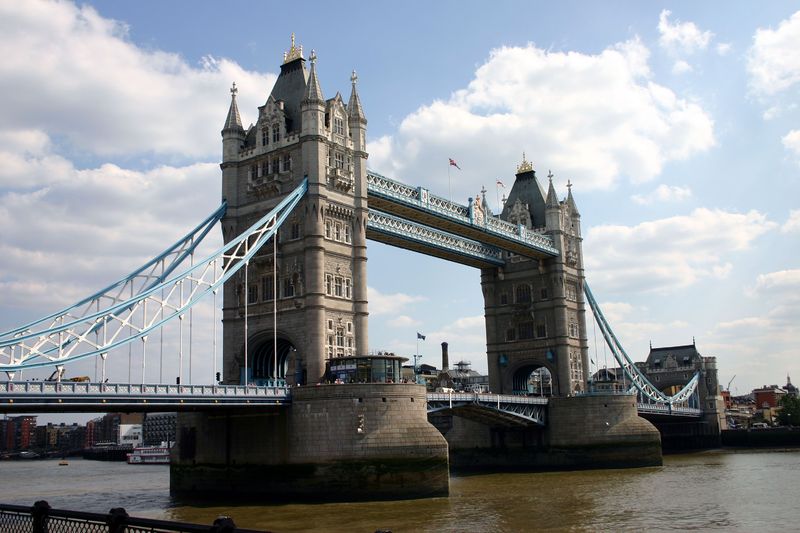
218,36,369,386
482,156,588,396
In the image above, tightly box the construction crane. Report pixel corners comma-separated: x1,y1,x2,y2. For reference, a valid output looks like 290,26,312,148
727,374,736,392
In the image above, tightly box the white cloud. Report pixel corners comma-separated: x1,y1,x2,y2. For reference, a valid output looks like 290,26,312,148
370,39,714,196
783,129,800,157
751,269,800,296
672,60,693,75
658,10,713,55
366,287,426,316
631,184,692,205
747,11,800,96
716,43,732,56
0,1,274,160
782,210,800,233
585,208,777,294
387,315,422,328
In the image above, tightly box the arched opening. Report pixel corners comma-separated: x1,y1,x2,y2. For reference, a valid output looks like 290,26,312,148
512,364,554,397
247,336,299,386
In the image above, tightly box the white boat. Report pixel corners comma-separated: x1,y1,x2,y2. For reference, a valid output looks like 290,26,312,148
126,445,171,464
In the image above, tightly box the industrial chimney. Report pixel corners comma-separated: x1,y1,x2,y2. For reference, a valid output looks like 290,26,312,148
441,342,449,370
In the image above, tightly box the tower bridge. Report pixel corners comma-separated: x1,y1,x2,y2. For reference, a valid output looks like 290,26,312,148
0,37,725,502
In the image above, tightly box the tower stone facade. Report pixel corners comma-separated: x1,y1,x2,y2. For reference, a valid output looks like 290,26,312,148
481,157,589,396
220,38,368,385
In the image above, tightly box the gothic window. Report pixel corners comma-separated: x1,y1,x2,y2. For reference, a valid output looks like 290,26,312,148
500,293,508,305
325,220,332,239
283,277,294,298
515,284,531,304
325,274,333,296
566,282,578,301
282,153,291,172
336,328,345,347
335,222,342,241
569,322,579,338
334,117,345,135
262,275,274,301
247,284,258,304
334,277,343,297
344,224,351,243
518,322,534,340
536,323,547,338
335,152,345,169
344,278,352,299
290,221,300,240
272,124,280,143
506,328,516,342
261,129,268,146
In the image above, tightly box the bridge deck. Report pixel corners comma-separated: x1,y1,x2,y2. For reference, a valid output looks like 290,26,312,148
0,381,290,413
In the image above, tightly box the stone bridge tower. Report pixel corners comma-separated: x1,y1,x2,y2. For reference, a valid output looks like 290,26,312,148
219,37,368,385
481,157,589,396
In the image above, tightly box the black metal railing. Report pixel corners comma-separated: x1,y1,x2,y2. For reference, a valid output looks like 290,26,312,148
0,501,268,533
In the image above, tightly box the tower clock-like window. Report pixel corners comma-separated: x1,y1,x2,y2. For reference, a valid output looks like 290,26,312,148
334,117,345,135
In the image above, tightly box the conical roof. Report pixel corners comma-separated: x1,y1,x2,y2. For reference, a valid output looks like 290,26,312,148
222,82,244,133
347,70,366,123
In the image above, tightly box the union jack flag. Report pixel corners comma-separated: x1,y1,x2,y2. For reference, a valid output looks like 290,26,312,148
449,158,461,170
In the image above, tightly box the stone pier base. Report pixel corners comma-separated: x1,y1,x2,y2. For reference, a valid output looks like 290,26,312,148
171,383,449,502
546,394,662,468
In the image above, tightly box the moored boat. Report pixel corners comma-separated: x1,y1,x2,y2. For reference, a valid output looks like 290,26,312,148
126,444,171,464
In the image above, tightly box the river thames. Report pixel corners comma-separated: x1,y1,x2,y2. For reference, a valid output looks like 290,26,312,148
2,449,799,532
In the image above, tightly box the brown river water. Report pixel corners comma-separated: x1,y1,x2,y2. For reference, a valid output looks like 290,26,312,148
2,449,799,532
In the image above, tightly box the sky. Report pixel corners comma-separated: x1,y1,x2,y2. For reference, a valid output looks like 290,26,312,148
0,0,799,407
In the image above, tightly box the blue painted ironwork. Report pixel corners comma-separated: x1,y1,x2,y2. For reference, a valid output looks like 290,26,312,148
584,282,700,409
0,180,308,372
426,392,547,426
0,203,226,344
367,209,505,266
0,380,289,412
367,171,559,256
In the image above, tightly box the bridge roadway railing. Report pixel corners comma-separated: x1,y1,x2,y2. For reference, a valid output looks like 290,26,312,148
636,402,703,417
367,171,559,257
426,392,548,426
0,381,290,412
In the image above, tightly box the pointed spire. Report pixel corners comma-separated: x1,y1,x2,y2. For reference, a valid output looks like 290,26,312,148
566,178,580,216
223,82,244,132
545,170,559,208
348,69,366,123
303,49,324,104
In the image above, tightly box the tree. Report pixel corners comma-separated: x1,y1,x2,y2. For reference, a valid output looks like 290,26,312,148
776,395,800,426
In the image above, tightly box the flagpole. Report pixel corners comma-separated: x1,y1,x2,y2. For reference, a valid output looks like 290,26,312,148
496,181,500,214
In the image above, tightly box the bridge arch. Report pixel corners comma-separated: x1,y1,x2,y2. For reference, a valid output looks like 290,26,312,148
507,361,558,396
246,332,302,385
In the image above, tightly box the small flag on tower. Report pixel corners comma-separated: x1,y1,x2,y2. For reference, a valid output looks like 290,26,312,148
496,179,505,188
449,158,461,170
417,332,426,340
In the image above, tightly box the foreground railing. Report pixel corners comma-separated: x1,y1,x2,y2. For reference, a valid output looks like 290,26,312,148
0,501,266,533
